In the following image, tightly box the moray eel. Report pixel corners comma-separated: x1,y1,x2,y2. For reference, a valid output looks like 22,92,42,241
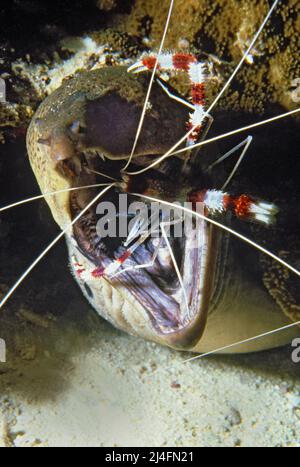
26,66,299,353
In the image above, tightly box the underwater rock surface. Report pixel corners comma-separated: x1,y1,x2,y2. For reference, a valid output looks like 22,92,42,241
1,0,299,144
111,0,300,113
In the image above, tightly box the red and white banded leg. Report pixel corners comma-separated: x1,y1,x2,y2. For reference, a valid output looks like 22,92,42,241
109,216,191,320
73,212,159,280
188,189,278,225
128,52,208,146
72,238,147,281
90,233,150,279
109,213,183,278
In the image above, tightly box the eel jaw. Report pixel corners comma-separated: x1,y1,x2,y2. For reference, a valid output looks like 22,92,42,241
71,185,217,350
33,127,217,350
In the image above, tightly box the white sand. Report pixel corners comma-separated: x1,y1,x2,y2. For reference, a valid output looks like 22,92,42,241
0,293,299,447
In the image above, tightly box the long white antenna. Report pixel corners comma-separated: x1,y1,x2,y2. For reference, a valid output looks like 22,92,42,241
126,108,300,175
129,192,300,360
122,0,175,171
182,319,300,363
125,0,282,176
160,223,190,319
0,184,111,213
0,184,115,310
131,192,300,279
172,108,300,157
206,0,281,114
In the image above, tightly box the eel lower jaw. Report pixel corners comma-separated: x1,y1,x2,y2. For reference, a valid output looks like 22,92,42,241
66,145,216,350
71,185,216,350
155,223,215,349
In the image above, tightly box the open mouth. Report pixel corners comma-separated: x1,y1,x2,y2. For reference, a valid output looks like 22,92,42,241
68,153,217,349
29,69,219,349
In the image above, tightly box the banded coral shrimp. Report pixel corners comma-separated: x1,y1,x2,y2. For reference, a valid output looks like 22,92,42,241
2,2,298,360
0,0,300,448
65,0,300,352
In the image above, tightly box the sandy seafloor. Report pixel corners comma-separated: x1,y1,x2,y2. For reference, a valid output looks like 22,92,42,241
0,286,300,447
0,0,300,449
